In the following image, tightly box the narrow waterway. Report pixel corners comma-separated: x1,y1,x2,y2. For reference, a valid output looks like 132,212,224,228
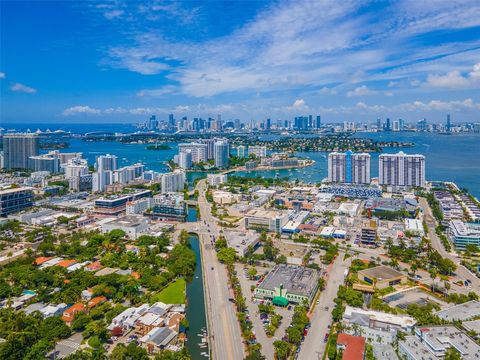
186,207,209,359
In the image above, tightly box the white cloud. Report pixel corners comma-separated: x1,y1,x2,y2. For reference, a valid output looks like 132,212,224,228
104,10,124,20
424,62,480,89
346,85,376,97
319,87,337,95
293,99,306,108
62,106,102,116
136,85,178,97
102,0,480,98
0,72,5,79
10,82,37,93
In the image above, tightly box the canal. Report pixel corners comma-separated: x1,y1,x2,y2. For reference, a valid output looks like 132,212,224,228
185,207,209,359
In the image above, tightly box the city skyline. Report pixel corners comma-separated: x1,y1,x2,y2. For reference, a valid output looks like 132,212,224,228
1,0,480,123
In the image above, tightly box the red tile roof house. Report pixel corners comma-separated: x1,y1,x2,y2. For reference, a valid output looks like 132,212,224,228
34,256,53,266
62,303,86,325
56,259,77,269
88,296,107,309
85,261,103,272
336,333,366,360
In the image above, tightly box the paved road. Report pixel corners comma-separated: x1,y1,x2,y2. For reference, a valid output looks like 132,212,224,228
194,179,245,360
419,197,480,292
298,254,351,360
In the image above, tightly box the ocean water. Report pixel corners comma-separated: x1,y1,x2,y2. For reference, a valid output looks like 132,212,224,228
2,123,479,197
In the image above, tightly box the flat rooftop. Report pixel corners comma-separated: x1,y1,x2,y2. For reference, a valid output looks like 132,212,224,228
257,264,320,298
103,216,147,227
435,300,480,321
417,326,480,360
358,265,404,281
245,208,286,219
463,320,480,334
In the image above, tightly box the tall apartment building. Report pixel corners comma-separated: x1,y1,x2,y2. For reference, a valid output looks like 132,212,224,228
236,145,246,159
179,150,192,169
379,152,425,188
248,145,267,158
96,154,118,172
328,151,371,184
3,133,39,170
198,139,216,160
178,143,207,163
64,158,89,179
214,140,229,168
161,171,186,193
29,154,61,173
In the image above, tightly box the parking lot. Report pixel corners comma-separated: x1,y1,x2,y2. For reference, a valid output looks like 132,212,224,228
383,288,449,310
234,263,295,359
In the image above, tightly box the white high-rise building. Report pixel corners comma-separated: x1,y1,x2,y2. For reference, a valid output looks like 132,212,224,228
207,174,228,186
328,151,371,184
198,139,216,160
96,154,118,172
92,170,113,192
351,153,371,184
161,171,186,193
248,145,267,158
379,152,425,188
178,143,208,163
236,145,246,159
64,158,88,179
214,140,229,168
3,133,39,170
179,150,192,169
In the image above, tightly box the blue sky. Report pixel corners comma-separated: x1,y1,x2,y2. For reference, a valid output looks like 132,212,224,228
1,0,480,124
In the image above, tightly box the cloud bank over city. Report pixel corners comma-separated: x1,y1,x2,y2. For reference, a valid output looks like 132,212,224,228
1,0,480,123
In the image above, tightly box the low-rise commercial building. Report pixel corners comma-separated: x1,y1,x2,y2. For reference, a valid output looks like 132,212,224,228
94,190,152,216
0,186,34,217
100,216,150,239
343,306,416,332
244,209,289,233
435,300,480,322
399,326,480,360
357,265,407,289
225,230,260,256
448,220,480,250
254,264,320,305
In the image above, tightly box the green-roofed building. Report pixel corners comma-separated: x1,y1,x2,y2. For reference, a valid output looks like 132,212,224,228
254,264,320,305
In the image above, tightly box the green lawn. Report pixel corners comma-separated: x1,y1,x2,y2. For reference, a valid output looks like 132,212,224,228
152,278,186,304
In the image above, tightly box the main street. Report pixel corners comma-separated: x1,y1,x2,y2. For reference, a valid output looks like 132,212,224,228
192,179,245,360
419,197,480,292
298,254,351,360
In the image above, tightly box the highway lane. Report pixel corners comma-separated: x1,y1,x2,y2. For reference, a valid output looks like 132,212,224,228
195,179,245,360
298,254,351,360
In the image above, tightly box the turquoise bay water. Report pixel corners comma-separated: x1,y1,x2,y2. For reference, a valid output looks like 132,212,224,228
32,131,480,198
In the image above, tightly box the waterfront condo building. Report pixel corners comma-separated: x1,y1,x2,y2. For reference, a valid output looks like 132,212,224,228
96,154,118,172
214,140,229,168
379,151,425,188
236,145,246,159
328,151,371,184
161,171,186,193
248,145,267,158
178,143,207,163
178,150,192,170
2,133,39,170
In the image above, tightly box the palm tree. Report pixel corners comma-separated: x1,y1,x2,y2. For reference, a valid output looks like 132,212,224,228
429,268,438,293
